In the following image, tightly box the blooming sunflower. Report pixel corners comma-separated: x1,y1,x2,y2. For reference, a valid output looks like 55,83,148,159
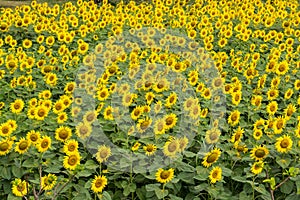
10,99,25,114
143,144,157,156
136,117,152,133
76,122,92,139
41,174,57,190
131,106,143,120
209,166,222,184
155,168,174,184
253,129,263,140
202,148,221,168
189,104,201,120
34,105,49,121
103,106,114,120
230,126,244,143
178,136,189,152
83,110,98,124
0,122,13,137
57,112,68,124
163,137,180,158
36,136,51,153
250,145,269,161
131,142,141,151
63,139,79,155
95,145,111,163
228,110,240,126
275,135,293,153
63,152,81,170
26,130,40,145
91,175,108,193
11,178,28,197
55,126,72,142
165,92,177,108
15,138,31,154
0,138,14,156
164,113,178,130
251,161,264,175
205,128,221,144
266,101,278,116
153,118,166,135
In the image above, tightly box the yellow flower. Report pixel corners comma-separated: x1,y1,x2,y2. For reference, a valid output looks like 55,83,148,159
164,113,177,130
34,105,49,121
165,92,177,108
11,178,28,197
209,166,222,184
10,99,25,114
253,129,263,140
0,122,13,137
0,138,14,156
163,137,180,158
76,122,92,139
63,139,79,155
276,60,289,76
41,174,57,190
15,138,31,154
189,104,201,120
251,161,264,175
64,82,76,94
103,106,114,120
131,142,141,151
230,126,244,143
266,101,278,116
143,144,157,156
83,110,98,124
136,117,152,133
228,110,240,126
178,136,189,152
250,145,269,161
91,175,108,193
26,130,40,145
63,152,81,170
275,135,293,153
131,106,143,120
36,136,51,153
155,168,174,184
205,128,221,144
202,148,221,168
55,126,72,142
95,145,111,163
57,112,68,124
153,118,166,135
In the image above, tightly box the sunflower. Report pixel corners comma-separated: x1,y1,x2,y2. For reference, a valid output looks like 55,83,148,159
209,166,222,184
63,139,79,155
251,161,264,175
36,136,51,153
228,110,240,126
273,116,286,134
163,138,180,158
205,128,221,144
34,105,49,121
230,126,244,143
276,60,289,76
178,136,189,152
189,104,201,120
53,100,66,114
15,138,31,154
103,106,114,120
97,87,110,101
164,113,178,130
63,152,81,170
202,148,221,168
11,178,28,197
136,117,152,133
143,144,157,156
145,92,155,105
95,145,111,163
83,110,98,124
266,101,278,116
91,175,108,193
57,112,68,124
253,129,263,140
55,126,72,142
165,92,177,108
0,138,14,156
0,122,13,137
64,82,76,94
131,142,141,151
232,91,242,106
26,130,40,145
250,145,269,161
131,106,143,120
41,174,57,190
76,122,92,139
27,107,36,119
155,168,174,184
267,89,279,100
153,118,166,135
10,99,25,114
201,88,211,100
284,88,293,99
154,101,162,113
275,135,293,153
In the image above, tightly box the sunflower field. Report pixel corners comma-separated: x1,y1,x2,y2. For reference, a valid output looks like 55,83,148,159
0,0,300,199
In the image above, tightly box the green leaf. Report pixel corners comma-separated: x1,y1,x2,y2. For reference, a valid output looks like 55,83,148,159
145,184,160,192
280,180,294,194
254,184,269,196
1,167,11,180
123,182,136,196
155,188,168,199
168,194,183,200
7,194,22,200
22,158,38,168
194,183,208,192
44,165,62,174
76,169,93,177
136,187,146,200
296,180,300,194
101,191,112,200
178,172,195,184
85,160,99,170
12,166,23,178
276,157,291,169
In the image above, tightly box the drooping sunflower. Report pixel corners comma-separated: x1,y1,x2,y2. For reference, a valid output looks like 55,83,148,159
11,178,28,197
63,152,81,170
76,122,92,139
275,135,293,153
205,128,221,144
143,144,157,156
15,138,31,154
95,145,111,163
36,136,51,153
209,166,222,184
91,175,108,193
202,148,221,168
0,138,14,156
251,161,264,175
163,137,180,158
155,168,174,184
10,99,25,114
228,110,240,126
55,126,72,142
63,139,79,155
41,174,57,190
131,142,141,151
250,145,269,161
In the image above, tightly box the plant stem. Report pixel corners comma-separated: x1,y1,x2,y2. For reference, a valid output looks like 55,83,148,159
51,173,76,200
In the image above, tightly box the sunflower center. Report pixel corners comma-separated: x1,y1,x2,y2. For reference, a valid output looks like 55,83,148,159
38,109,46,117
68,144,76,151
2,127,9,134
207,152,218,163
19,141,29,150
17,184,25,192
168,142,177,153
160,171,170,179
0,142,9,151
95,179,103,188
41,140,49,148
146,146,154,152
14,104,20,109
166,117,173,126
231,114,237,121
210,132,219,141
100,150,108,159
80,126,88,135
255,149,265,158
280,139,289,148
59,130,69,139
86,113,95,122
68,155,78,165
